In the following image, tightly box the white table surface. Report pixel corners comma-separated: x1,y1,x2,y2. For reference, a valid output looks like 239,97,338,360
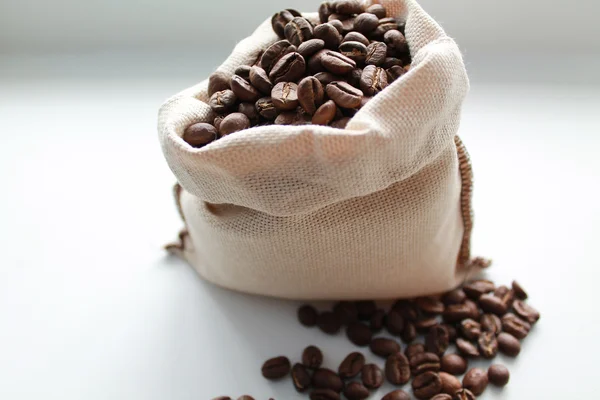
1,62,599,399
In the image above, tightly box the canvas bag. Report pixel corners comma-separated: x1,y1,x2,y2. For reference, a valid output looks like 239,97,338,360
158,0,477,300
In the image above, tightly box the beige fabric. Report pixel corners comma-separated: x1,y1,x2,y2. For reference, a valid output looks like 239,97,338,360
158,0,473,299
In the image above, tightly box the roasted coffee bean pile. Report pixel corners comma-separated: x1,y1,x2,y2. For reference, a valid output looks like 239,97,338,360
232,278,537,400
183,0,411,148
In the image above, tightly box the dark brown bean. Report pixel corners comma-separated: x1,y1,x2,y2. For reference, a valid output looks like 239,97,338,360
302,345,323,369
237,396,254,400
354,13,379,34
463,280,495,300
479,293,508,316
426,325,450,356
513,300,540,324
410,352,440,375
338,352,365,379
338,41,368,63
256,97,278,120
460,319,481,341
183,123,217,148
385,309,405,335
365,41,387,65
402,322,417,343
313,368,343,393
366,4,387,19
346,321,372,346
382,57,403,68
261,356,291,379
439,372,462,395
271,9,300,38
431,395,452,400
343,382,369,400
209,89,237,114
260,40,297,72
442,288,467,305
318,2,333,23
414,317,438,333
208,72,230,96
494,285,514,309
455,338,480,358
249,66,273,95
369,309,385,332
440,354,467,375
382,390,410,400
412,371,442,399
238,102,259,125
443,303,472,323
370,337,400,358
211,397,231,400
384,30,408,54
334,0,363,15
416,296,445,314
463,368,488,396
386,65,406,82
269,52,306,84
478,331,498,359
464,300,481,320
233,65,251,80
313,23,343,49
480,313,502,335
497,332,521,357
292,363,312,392
312,100,337,125
441,324,457,342
361,363,383,389
314,72,342,86
321,51,357,75
297,76,325,115
512,280,528,300
326,81,362,108
213,116,223,131
360,65,388,96
392,300,418,321
454,389,476,400
316,310,342,334
371,18,400,40
328,19,344,34
298,39,326,58
488,364,510,387
219,113,250,136
310,389,340,400
342,31,370,46
385,352,411,385
502,313,531,339
271,82,299,111
405,343,425,360
285,17,314,46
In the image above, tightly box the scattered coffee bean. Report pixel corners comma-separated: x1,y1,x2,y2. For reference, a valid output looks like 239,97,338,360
454,389,475,400
460,319,481,341
513,299,540,324
463,368,488,396
360,65,389,96
354,12,379,34
302,345,323,369
292,363,312,392
310,389,340,400
493,285,514,308
338,352,365,379
386,65,406,82
260,40,297,72
443,303,472,323
488,364,510,387
412,371,442,399
480,313,502,335
426,325,450,356
346,321,372,346
183,123,218,148
365,42,387,65
261,356,291,380
314,71,341,85
272,82,299,111
318,2,332,23
393,300,419,321
256,97,278,120
440,354,467,375
464,300,482,320
402,322,417,343
249,66,273,95
343,382,369,400
366,4,387,19
285,17,314,46
463,280,495,300
385,309,405,335
416,296,445,314
512,280,528,300
497,332,521,357
439,372,462,395
361,363,384,389
343,31,370,46
414,317,438,333
238,102,259,125
410,352,441,375
478,331,499,359
338,41,368,63
442,289,467,305
321,51,357,75
219,112,250,136
384,30,408,53
326,81,363,108
313,23,342,49
298,39,326,58
269,52,306,84
334,0,363,15
317,311,342,334
369,309,386,332
441,324,457,342
431,395,452,400
479,293,508,316
298,76,325,115
328,19,344,34
312,368,343,392
209,89,237,114
208,72,230,96
455,338,480,358
502,313,531,339
405,343,425,359
385,352,411,385
312,100,337,125
271,9,301,38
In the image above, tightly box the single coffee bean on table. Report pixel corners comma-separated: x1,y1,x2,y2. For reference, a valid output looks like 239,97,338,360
440,354,468,375
426,325,450,356
410,352,441,375
302,345,323,369
439,371,462,395
442,288,467,305
463,367,488,396
261,356,291,380
361,363,384,389
497,332,521,357
292,363,312,392
488,364,510,386
478,293,508,315
405,342,425,359
312,368,343,392
385,352,411,385
338,352,365,379
412,371,442,399
346,321,372,346
455,338,480,358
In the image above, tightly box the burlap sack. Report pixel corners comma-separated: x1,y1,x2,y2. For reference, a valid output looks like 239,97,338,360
158,0,476,300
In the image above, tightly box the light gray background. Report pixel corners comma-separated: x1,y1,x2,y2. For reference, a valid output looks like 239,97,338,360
1,1,599,399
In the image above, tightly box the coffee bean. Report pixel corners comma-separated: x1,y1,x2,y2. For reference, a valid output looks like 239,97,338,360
328,19,344,34
488,364,510,387
307,49,329,74
269,52,306,84
238,102,259,125
360,65,389,96
297,76,325,115
237,396,254,400
318,2,333,24
347,67,362,88
338,41,368,63
463,368,488,396
261,40,297,73
342,31,370,46
480,313,502,335
338,352,365,379
271,82,299,111
494,285,515,309
313,23,343,49
459,319,481,341
312,100,337,125
478,331,498,359
513,300,540,324
385,352,411,385
386,65,406,82
382,57,403,68
393,300,418,321
310,389,340,400
314,72,342,86
410,352,441,375
298,39,326,58
219,113,250,136
416,296,445,314
405,343,425,359
370,337,400,358
249,66,273,95
208,72,231,96
366,4,386,19
441,324,457,342
442,289,467,305
512,280,528,300
453,389,476,400
343,382,369,400
213,116,223,131
302,345,323,369
292,363,312,392
326,81,363,108
384,30,408,54
426,325,450,356
439,372,462,395
354,13,379,35
365,42,387,66
385,309,405,335
330,116,350,129
440,354,467,375
256,97,278,120
443,303,472,323
464,300,481,320
183,123,218,148
431,395,452,400
285,17,314,46
313,368,343,392
502,313,531,339
412,371,442,399
209,89,237,114
402,322,417,343
370,309,385,332
455,338,480,358
272,9,300,38
233,65,252,81
478,293,508,316
346,321,372,346
211,397,231,400
414,317,438,333
463,280,495,300
497,332,521,357
321,51,357,75
317,311,342,334
261,356,291,379
361,363,383,389
334,0,363,15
